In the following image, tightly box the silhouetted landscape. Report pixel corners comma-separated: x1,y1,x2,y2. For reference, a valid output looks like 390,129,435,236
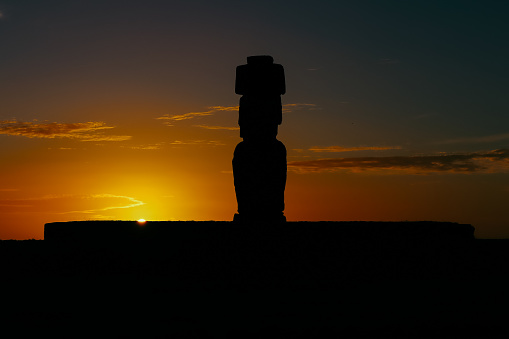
1,220,508,337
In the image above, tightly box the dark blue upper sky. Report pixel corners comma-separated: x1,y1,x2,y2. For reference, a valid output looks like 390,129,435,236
2,0,508,153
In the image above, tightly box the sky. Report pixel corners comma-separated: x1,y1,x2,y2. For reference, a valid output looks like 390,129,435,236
1,0,508,239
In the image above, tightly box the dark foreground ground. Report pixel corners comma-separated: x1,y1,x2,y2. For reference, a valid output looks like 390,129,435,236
1,221,508,338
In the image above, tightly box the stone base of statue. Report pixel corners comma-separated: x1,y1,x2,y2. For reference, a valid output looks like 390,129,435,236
232,139,287,223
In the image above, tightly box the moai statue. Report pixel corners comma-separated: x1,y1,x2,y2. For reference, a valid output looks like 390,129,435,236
232,55,287,223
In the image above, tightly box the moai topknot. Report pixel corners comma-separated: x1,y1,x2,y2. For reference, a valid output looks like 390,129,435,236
232,56,287,223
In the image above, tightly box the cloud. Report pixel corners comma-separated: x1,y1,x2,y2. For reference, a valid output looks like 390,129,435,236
207,106,239,112
121,139,227,149
288,149,509,174
282,103,318,112
156,103,317,124
156,106,238,122
193,125,239,130
122,143,165,150
309,146,402,153
157,111,215,121
438,133,509,145
169,140,225,146
65,194,145,214
80,135,131,142
0,120,131,141
0,194,144,214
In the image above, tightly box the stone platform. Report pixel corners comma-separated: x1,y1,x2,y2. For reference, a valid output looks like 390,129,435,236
43,221,475,282
44,220,474,243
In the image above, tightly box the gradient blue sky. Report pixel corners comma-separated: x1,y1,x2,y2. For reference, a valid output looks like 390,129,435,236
1,0,508,239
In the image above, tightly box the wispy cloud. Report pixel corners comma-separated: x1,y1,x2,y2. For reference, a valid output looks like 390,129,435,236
119,140,226,148
193,125,239,130
156,103,318,125
62,194,145,214
122,143,165,150
282,103,318,112
157,111,215,121
169,140,225,146
0,120,131,141
309,146,402,153
438,133,509,145
0,194,144,214
207,106,239,112
80,135,131,142
156,106,238,122
288,149,509,174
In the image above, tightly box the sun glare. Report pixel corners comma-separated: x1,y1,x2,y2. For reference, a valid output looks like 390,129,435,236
137,219,146,224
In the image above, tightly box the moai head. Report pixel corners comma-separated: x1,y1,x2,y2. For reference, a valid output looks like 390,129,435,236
235,55,286,96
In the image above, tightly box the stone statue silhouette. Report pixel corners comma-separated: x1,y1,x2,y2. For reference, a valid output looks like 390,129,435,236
233,56,287,222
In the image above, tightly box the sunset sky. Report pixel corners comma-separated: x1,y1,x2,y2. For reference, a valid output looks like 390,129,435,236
1,0,508,239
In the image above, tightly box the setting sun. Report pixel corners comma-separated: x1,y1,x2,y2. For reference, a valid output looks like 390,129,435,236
137,219,146,224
